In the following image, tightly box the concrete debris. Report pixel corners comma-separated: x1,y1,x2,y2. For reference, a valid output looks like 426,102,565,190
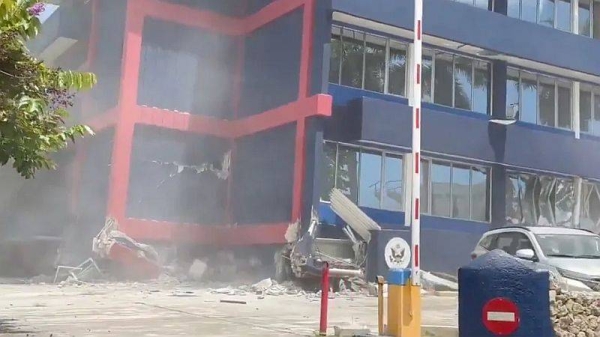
188,259,207,281
252,278,273,292
421,271,459,292
284,220,300,243
92,217,161,279
149,150,231,180
551,289,600,337
333,326,371,337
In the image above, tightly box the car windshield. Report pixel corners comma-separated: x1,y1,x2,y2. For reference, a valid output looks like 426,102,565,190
535,234,600,258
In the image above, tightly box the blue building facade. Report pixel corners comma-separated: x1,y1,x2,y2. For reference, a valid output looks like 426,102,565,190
318,0,600,273
13,0,600,276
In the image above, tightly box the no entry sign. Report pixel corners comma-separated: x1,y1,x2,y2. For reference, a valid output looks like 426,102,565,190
482,298,520,335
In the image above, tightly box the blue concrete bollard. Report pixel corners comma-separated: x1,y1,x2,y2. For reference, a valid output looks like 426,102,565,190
458,249,554,337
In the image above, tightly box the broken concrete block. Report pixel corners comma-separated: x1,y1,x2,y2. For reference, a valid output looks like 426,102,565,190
252,278,273,292
188,259,207,281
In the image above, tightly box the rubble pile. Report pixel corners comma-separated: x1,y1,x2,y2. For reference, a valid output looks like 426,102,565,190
551,289,600,337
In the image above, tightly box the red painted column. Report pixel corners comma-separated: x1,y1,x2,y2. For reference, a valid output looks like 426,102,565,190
291,0,315,221
107,0,144,226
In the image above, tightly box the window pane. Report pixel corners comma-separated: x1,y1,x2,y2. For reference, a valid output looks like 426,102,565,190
555,178,574,226
508,0,520,18
454,56,473,110
421,160,430,214
539,76,556,127
472,167,489,222
321,142,337,201
473,61,490,114
538,0,555,28
523,0,538,22
329,34,341,84
359,151,382,208
594,2,600,39
434,52,454,107
382,155,403,211
506,173,525,224
340,30,364,89
557,81,571,129
579,0,592,37
580,89,592,133
507,68,520,120
521,72,538,124
593,94,600,136
557,0,571,32
456,0,474,6
475,0,489,9
452,165,471,220
364,35,386,93
389,41,407,96
423,51,434,102
336,146,360,203
431,162,451,217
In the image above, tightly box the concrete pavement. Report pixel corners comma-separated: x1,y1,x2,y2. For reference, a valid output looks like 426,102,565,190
0,282,458,336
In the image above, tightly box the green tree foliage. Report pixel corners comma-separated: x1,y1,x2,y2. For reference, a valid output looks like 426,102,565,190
0,0,96,178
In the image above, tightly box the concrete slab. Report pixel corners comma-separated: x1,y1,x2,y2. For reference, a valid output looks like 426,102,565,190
0,283,458,336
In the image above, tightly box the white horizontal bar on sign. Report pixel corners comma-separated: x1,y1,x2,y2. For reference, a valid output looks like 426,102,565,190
486,312,516,322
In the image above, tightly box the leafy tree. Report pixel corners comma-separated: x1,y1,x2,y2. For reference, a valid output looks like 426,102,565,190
0,0,96,178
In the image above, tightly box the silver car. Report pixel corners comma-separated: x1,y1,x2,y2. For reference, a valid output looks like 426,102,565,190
471,226,600,292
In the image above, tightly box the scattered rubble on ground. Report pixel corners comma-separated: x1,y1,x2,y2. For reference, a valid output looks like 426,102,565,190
551,289,600,337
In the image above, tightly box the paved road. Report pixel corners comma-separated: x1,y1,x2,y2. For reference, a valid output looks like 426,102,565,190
0,283,457,336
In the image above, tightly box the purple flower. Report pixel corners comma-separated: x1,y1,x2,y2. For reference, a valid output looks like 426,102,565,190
27,3,46,16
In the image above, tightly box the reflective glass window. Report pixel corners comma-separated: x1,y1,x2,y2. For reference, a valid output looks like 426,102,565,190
340,30,364,89
523,0,538,22
557,0,572,32
321,142,337,201
336,146,360,203
382,155,403,211
538,0,555,28
359,151,383,208
389,41,407,96
329,32,341,84
521,71,538,124
507,68,520,120
473,60,490,114
472,167,489,222
421,159,430,214
452,165,471,220
434,52,454,107
454,56,473,110
556,80,572,129
579,0,592,36
580,89,593,133
508,0,520,18
539,76,556,127
422,51,434,102
431,162,452,217
364,34,386,93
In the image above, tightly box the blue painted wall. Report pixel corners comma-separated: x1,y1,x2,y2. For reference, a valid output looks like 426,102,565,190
240,8,303,117
233,124,296,224
332,0,600,77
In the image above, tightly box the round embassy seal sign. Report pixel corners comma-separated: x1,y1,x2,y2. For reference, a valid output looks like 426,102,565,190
384,237,411,269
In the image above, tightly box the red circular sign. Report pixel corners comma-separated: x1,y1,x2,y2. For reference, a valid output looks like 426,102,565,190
482,297,520,336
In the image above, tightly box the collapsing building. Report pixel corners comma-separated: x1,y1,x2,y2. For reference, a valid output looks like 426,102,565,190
3,0,600,276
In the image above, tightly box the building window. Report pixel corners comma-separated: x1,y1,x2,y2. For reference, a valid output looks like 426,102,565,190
329,26,492,114
428,49,491,113
329,26,408,96
322,142,403,211
322,142,491,222
507,0,600,38
506,172,575,227
506,68,573,131
579,86,600,135
451,0,490,9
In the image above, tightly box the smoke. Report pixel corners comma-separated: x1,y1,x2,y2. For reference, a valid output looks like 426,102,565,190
0,0,297,279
